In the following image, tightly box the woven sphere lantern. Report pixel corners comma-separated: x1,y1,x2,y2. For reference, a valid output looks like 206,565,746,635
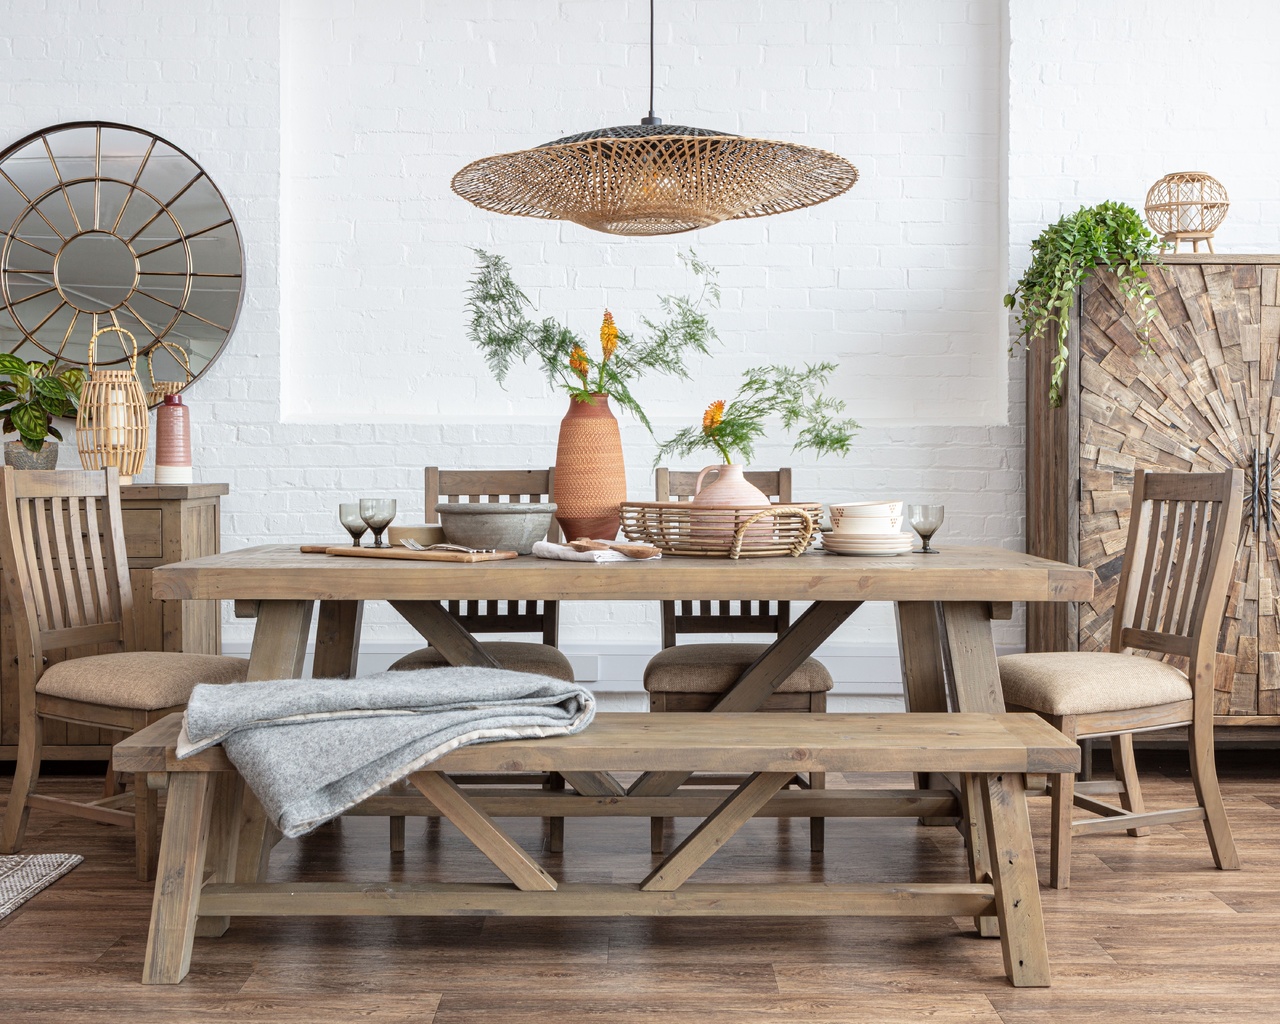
1144,172,1230,252
76,326,149,485
451,2,858,236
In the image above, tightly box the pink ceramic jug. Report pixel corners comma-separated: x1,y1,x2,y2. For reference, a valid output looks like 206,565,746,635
692,464,771,506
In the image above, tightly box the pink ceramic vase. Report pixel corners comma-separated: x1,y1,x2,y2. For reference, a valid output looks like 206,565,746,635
691,464,771,506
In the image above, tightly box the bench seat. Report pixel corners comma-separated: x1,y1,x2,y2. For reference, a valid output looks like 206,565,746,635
116,711,1077,989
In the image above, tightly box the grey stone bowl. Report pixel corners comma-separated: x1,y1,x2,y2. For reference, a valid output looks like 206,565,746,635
435,502,557,555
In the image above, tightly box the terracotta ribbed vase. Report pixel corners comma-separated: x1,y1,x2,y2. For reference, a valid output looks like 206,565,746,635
554,393,626,541
154,392,193,484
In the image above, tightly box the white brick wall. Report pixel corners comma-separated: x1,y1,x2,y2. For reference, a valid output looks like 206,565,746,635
2,0,1277,705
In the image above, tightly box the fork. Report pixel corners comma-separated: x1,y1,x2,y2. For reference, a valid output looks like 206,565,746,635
402,539,497,554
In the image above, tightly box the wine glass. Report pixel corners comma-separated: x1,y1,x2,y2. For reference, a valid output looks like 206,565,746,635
359,498,397,548
339,503,368,547
907,504,945,554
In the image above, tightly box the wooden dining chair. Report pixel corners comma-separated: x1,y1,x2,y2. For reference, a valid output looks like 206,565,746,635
389,467,572,681
644,467,832,853
999,468,1243,888
0,468,248,880
388,467,572,851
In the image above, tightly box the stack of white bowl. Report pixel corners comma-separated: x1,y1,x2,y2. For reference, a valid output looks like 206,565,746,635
824,500,912,556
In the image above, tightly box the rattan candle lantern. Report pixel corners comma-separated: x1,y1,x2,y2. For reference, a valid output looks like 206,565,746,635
77,326,149,485
1144,172,1230,253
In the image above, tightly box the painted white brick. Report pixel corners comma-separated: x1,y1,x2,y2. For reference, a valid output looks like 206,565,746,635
3,0,1277,693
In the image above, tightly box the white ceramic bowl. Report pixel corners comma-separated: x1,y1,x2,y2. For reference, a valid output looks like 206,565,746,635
830,500,904,520
832,515,903,536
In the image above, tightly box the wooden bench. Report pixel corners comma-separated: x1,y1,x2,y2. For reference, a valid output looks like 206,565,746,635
114,711,1078,988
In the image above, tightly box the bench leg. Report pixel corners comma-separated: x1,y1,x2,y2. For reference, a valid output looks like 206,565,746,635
642,772,793,892
196,774,244,938
411,771,557,892
980,770,1051,988
142,772,216,985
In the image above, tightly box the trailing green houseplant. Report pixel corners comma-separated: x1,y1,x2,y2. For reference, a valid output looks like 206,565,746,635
466,248,720,431
0,353,84,457
655,362,860,466
1005,201,1164,407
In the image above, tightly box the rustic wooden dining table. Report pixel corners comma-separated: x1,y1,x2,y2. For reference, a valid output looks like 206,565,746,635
152,543,1094,886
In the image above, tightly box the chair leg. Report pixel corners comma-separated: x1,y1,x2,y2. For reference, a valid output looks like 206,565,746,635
1110,733,1149,837
135,772,160,882
651,816,667,855
546,772,565,854
1,712,43,854
1048,715,1076,890
808,771,825,853
1187,716,1240,870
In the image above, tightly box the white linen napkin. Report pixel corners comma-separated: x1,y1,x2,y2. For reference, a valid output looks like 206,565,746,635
532,540,659,562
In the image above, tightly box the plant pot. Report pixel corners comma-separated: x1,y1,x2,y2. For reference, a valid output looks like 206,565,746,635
553,394,626,541
4,439,59,470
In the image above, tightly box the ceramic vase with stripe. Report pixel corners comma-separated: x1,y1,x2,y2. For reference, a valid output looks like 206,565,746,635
553,393,626,541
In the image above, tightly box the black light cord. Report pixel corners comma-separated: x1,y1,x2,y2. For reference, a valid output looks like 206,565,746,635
641,0,662,125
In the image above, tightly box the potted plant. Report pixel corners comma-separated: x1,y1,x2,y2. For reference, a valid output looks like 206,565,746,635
1005,201,1164,408
467,249,720,540
0,354,84,470
655,362,859,505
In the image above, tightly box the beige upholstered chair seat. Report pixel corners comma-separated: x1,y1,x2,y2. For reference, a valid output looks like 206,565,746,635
390,641,574,682
998,651,1193,717
644,643,834,694
36,652,250,711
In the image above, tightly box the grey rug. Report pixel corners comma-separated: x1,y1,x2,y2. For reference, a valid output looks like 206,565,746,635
0,854,83,920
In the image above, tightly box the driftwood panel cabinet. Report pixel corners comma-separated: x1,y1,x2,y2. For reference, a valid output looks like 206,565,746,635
0,482,228,760
1027,254,1280,727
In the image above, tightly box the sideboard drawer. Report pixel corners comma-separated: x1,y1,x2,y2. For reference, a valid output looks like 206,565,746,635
122,508,164,560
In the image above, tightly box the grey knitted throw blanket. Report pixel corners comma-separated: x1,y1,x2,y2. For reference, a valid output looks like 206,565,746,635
177,668,596,838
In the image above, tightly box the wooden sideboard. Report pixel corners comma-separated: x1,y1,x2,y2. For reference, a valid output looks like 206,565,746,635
1026,254,1280,728
0,482,228,760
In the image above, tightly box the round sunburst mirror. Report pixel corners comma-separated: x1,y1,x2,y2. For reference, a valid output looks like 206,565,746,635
0,122,244,402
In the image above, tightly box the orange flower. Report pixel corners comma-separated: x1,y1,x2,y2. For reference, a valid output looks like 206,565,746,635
600,310,618,361
569,345,590,381
702,399,726,434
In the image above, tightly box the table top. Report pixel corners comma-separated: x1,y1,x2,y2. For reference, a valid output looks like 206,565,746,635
153,543,1095,604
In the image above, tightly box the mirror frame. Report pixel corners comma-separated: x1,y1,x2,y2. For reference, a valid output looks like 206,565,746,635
0,120,245,404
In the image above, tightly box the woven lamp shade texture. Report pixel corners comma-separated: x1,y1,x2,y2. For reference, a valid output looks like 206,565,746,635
76,370,149,482
1145,171,1230,235
451,124,859,236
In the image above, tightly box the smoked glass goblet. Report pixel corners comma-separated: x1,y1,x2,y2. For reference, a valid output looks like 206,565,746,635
359,498,397,548
339,503,368,547
907,504,945,554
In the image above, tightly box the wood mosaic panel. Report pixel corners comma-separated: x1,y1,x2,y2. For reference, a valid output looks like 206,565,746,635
1073,262,1280,717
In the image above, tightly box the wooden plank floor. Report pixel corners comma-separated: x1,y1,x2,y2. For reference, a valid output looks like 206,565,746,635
2,751,1278,1023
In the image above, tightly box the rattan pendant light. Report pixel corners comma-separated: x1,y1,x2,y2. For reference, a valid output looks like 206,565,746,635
451,1,859,236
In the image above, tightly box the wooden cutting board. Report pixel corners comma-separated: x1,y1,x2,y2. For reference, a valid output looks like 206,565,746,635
317,545,518,563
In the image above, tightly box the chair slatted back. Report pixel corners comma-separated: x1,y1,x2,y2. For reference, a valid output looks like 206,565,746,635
0,468,133,677
426,467,560,644
1111,469,1242,678
655,467,792,648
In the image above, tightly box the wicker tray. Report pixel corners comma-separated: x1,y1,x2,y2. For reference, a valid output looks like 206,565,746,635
620,501,823,558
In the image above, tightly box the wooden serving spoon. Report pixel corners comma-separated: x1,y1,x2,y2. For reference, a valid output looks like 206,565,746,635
569,538,661,559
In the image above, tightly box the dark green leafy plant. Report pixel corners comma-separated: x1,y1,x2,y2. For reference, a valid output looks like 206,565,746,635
1005,201,1164,407
0,354,84,452
656,362,859,466
466,249,720,432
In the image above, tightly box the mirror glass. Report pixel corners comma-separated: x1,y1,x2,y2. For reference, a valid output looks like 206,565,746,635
0,122,244,399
